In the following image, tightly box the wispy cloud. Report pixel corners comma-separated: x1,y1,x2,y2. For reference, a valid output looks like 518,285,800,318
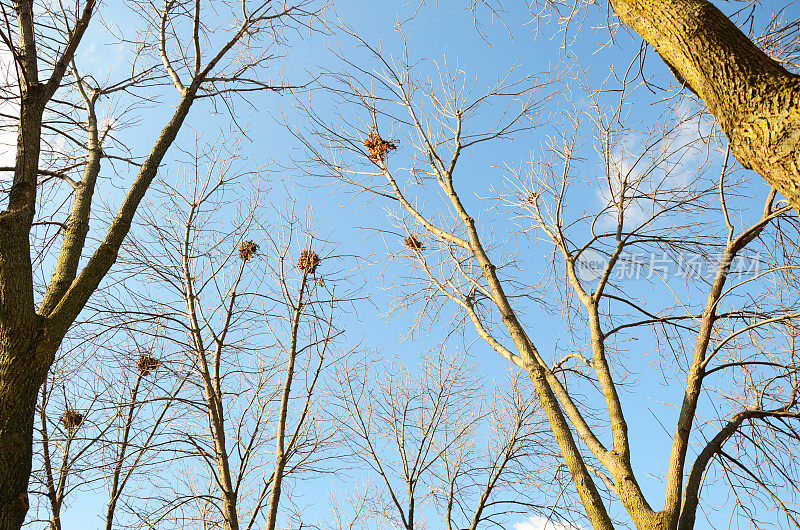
513,515,584,530
593,99,718,229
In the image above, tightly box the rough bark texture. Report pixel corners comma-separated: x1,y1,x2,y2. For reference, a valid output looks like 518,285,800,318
0,3,49,523
0,0,290,526
609,0,800,210
0,91,197,528
603,3,800,528
0,77,198,530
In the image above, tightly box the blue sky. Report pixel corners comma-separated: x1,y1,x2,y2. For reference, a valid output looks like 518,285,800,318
20,0,795,528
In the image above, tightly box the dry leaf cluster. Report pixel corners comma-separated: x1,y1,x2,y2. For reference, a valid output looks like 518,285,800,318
298,250,321,273
363,127,397,162
404,235,425,251
137,354,162,377
239,240,259,262
61,410,84,432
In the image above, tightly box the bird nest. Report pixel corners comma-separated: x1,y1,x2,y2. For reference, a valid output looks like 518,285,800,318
61,410,84,431
363,127,397,163
239,240,258,262
137,354,162,377
404,235,425,251
297,250,321,274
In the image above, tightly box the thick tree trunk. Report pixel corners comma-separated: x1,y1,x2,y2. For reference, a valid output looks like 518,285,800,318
0,21,46,521
609,0,800,210
0,0,270,526
0,85,197,529
602,4,799,528
0,2,93,526
0,340,50,529
221,490,240,530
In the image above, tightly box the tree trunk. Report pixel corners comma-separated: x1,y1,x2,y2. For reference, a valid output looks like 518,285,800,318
0,340,50,529
609,0,800,210
0,21,47,521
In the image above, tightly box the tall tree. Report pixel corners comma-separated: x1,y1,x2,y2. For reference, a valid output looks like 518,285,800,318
0,1,322,527
113,145,344,530
301,27,800,528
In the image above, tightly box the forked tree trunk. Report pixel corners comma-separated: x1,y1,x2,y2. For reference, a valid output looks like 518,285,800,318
0,0,287,527
605,2,800,527
0,84,197,529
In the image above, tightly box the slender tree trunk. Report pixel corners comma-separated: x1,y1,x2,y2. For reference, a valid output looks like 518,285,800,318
263,458,285,530
212,420,239,530
264,277,306,530
443,184,616,529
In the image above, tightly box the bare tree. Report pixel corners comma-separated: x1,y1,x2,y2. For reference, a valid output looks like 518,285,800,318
300,29,800,529
100,344,186,530
330,351,574,530
27,320,194,529
91,138,350,529
0,1,325,527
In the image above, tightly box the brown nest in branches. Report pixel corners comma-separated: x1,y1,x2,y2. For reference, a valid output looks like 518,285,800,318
239,240,258,262
526,192,540,204
404,235,425,251
297,250,321,274
137,354,162,377
61,410,84,431
363,127,397,162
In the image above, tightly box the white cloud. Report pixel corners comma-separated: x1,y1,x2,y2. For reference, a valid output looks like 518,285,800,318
591,98,719,231
513,516,584,530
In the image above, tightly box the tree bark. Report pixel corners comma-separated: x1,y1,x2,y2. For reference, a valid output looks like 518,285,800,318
0,0,289,525
264,276,306,530
0,3,47,522
0,342,49,529
609,0,800,210
0,2,95,526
